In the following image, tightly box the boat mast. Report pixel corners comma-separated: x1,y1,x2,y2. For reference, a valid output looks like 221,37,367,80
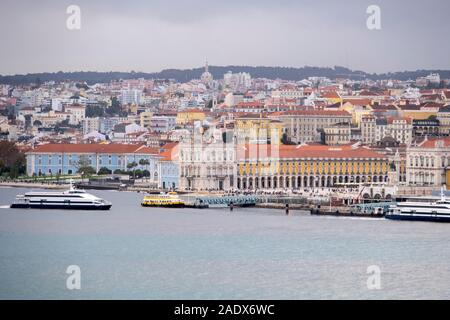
69,179,75,191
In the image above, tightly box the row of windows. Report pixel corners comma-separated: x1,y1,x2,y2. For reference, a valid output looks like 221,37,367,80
36,155,154,167
408,155,450,167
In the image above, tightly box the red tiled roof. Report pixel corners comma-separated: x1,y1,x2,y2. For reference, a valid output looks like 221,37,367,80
159,143,179,161
321,91,340,99
386,117,413,124
28,143,159,154
343,98,372,106
237,144,387,160
421,102,444,109
418,138,450,149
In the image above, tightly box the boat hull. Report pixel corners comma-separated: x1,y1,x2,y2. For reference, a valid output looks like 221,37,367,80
10,203,112,210
141,203,186,208
386,214,450,223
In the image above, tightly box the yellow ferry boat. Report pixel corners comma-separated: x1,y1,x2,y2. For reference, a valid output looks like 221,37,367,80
141,192,186,208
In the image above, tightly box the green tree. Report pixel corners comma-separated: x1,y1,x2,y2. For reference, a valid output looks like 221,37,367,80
77,166,96,179
98,167,112,175
86,104,106,118
106,97,122,116
75,155,95,179
134,169,143,178
142,170,150,177
24,114,32,129
127,161,138,179
138,159,150,180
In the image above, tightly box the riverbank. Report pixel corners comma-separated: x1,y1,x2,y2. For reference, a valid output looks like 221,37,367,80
0,182,68,189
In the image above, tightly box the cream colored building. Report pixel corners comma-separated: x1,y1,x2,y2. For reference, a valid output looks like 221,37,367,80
323,123,351,145
65,105,86,125
406,137,450,186
270,110,352,144
178,126,236,191
361,115,413,146
140,111,153,129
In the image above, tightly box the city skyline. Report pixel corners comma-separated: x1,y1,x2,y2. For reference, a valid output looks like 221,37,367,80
1,0,450,75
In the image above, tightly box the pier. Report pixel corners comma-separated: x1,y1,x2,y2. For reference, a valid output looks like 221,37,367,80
181,194,258,208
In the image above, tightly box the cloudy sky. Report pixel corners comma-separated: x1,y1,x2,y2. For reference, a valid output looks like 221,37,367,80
1,0,449,75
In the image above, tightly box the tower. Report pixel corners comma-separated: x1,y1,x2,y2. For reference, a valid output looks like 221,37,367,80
201,59,213,88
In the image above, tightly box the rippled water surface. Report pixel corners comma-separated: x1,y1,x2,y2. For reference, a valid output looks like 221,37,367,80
1,187,449,299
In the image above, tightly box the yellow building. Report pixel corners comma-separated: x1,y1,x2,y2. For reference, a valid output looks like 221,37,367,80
176,109,206,125
140,111,153,128
236,144,389,189
235,115,284,145
340,101,373,125
321,91,343,105
399,108,437,120
125,104,139,115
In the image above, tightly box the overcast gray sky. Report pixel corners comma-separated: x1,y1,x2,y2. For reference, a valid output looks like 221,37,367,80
1,0,449,75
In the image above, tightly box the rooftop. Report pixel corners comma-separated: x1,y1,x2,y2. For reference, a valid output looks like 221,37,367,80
28,143,160,155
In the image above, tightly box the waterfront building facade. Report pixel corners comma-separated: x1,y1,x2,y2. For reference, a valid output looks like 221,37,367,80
178,126,236,191
406,137,450,187
26,144,160,180
157,143,179,190
236,144,389,190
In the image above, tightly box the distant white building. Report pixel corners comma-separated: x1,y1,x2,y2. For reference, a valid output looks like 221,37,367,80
51,98,63,111
65,105,86,125
120,89,142,105
83,130,106,141
112,122,147,139
426,73,441,84
223,71,251,91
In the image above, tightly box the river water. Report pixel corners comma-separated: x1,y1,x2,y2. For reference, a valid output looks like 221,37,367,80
0,187,449,299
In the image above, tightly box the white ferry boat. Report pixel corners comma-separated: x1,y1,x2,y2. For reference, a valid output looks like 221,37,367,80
386,188,450,222
10,181,112,210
